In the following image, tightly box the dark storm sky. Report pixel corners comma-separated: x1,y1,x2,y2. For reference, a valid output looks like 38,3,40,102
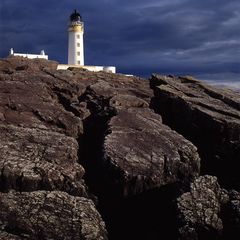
0,0,239,80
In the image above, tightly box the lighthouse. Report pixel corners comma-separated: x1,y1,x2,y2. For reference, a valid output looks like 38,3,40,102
68,10,84,65
58,10,116,73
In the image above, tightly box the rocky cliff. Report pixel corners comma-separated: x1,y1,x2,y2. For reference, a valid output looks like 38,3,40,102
0,57,239,240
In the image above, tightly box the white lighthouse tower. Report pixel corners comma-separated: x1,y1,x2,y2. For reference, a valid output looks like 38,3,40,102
58,10,116,73
68,10,84,65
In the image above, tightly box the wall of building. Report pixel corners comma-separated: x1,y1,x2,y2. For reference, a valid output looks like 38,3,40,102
57,64,116,73
12,53,48,60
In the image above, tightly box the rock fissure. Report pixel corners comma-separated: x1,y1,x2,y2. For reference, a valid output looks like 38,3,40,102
75,84,201,239
150,74,240,190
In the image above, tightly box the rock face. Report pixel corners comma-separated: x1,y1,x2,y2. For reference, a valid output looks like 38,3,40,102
0,124,86,195
177,175,229,239
0,57,240,239
176,175,240,240
150,74,240,189
0,57,107,239
104,108,200,196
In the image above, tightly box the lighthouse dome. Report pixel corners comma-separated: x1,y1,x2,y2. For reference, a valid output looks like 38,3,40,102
70,10,82,22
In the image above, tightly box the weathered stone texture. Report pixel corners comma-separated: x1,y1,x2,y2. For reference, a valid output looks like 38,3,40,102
104,107,200,196
0,124,86,195
0,191,107,240
177,175,229,240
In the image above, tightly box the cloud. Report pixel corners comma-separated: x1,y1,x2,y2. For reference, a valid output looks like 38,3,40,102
0,0,239,80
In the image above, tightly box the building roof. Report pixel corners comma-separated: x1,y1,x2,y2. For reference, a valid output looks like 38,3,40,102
70,10,82,22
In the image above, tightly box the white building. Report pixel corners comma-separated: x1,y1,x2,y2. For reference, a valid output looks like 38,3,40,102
9,48,48,60
57,64,116,73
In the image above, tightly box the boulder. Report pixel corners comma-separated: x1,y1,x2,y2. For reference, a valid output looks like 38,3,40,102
104,107,200,196
177,175,229,240
0,191,107,240
0,124,86,196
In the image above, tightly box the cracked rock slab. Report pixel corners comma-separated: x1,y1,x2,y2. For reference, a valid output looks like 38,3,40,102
0,124,87,196
150,74,240,188
0,191,107,240
104,108,201,196
0,79,83,138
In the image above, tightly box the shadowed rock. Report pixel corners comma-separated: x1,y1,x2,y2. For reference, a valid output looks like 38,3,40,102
223,190,240,239
150,74,240,189
177,175,229,240
0,231,22,240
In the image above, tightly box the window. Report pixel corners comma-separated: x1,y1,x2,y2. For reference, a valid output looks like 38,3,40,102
77,34,80,39
77,43,80,47
77,61,81,65
77,52,80,56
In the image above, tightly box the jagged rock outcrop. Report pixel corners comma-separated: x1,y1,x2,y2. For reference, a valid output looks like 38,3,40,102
177,175,240,240
0,57,240,239
177,175,229,239
150,74,240,189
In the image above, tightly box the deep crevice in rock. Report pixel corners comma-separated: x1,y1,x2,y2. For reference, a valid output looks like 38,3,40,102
52,88,82,118
77,89,180,239
149,89,216,176
102,186,179,240
4,225,30,239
